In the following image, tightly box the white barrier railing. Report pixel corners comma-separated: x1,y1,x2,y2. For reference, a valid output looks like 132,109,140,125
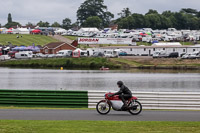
88,91,200,110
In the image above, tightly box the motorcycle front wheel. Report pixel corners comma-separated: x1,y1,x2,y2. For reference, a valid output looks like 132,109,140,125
128,100,142,115
96,100,111,115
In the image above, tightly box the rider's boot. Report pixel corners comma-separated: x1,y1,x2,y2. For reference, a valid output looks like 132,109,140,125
121,97,128,110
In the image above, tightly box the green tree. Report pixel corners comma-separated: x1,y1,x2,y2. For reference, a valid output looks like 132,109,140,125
4,13,21,28
62,18,71,30
37,21,50,27
197,12,200,18
4,22,21,28
145,9,158,15
82,16,102,28
8,13,12,23
51,22,61,27
162,11,174,17
144,14,161,29
26,22,35,27
77,0,114,27
118,7,131,18
132,13,146,28
181,8,198,15
118,16,135,29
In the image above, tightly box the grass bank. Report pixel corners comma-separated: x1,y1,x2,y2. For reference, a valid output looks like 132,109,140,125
63,35,77,41
0,120,199,133
0,34,57,46
0,58,121,69
111,57,200,70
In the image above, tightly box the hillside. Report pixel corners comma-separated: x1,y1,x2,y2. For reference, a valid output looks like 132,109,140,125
0,34,58,46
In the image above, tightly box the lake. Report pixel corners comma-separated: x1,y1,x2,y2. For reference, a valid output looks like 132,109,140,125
0,67,200,92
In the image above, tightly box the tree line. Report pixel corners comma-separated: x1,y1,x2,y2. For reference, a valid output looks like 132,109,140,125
116,8,200,30
1,0,200,30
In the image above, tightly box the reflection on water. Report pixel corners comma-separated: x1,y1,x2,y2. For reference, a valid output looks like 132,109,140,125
0,67,200,92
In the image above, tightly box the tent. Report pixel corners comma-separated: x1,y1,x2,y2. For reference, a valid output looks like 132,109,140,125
31,29,41,34
25,46,40,52
139,33,148,36
54,29,67,34
18,28,30,34
12,29,21,34
78,28,99,32
6,29,13,33
12,46,27,51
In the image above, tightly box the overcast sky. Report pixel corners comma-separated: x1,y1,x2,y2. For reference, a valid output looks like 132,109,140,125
0,0,200,25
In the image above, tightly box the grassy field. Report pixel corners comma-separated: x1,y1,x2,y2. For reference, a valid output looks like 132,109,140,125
111,57,200,69
63,35,77,41
0,34,57,46
0,58,121,69
0,120,199,133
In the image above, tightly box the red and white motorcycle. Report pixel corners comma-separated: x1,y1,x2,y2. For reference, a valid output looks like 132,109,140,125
96,92,142,115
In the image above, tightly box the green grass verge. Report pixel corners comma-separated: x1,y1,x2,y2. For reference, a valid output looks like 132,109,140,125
0,34,57,46
0,120,200,133
63,36,77,41
111,58,142,67
0,58,121,69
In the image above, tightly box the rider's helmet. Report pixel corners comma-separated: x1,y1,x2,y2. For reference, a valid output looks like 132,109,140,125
117,81,123,87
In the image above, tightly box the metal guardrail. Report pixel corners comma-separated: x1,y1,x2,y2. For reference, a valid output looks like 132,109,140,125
88,91,200,110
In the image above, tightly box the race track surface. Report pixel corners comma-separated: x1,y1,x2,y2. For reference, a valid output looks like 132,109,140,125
0,109,199,121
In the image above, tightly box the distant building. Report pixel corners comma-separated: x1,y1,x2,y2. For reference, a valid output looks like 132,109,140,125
41,42,76,54
109,24,118,30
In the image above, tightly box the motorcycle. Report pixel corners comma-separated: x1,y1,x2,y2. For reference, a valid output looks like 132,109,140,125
96,92,142,115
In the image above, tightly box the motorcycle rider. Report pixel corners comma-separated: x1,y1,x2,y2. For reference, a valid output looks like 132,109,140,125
109,81,132,110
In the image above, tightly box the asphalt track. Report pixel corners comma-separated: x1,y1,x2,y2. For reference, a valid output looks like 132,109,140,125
0,109,200,121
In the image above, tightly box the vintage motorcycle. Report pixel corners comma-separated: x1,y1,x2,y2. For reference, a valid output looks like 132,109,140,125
96,92,142,115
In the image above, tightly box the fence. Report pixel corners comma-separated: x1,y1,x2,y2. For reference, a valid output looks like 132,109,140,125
0,89,88,108
88,91,200,110
0,90,200,110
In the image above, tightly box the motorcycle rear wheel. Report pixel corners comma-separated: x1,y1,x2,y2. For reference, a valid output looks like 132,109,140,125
96,100,111,115
128,100,142,115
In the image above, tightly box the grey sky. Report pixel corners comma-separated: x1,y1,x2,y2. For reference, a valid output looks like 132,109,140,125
0,0,200,25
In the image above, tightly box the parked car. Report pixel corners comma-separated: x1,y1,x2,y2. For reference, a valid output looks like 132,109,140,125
35,53,48,58
92,52,104,57
188,51,200,59
15,51,33,59
119,51,127,56
80,51,88,57
153,51,179,58
181,53,191,59
104,50,118,58
56,50,72,57
168,52,179,58
8,51,18,58
47,54,56,58
153,51,167,58
0,55,11,61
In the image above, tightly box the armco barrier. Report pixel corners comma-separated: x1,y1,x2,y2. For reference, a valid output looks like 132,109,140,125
88,91,200,110
0,90,88,108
